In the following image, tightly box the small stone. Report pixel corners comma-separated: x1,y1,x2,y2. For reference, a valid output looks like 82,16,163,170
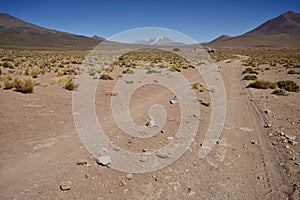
289,156,296,161
161,129,165,133
139,156,148,162
126,173,134,180
96,155,112,166
156,153,169,159
289,140,298,145
188,188,196,196
250,140,256,144
169,99,178,105
268,133,273,137
76,159,88,165
60,181,72,191
279,131,285,136
264,124,271,128
285,134,296,141
166,136,174,140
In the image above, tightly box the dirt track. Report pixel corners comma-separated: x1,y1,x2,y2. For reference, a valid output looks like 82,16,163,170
0,57,299,199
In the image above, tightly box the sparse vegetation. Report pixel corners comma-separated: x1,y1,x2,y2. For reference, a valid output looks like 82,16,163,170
287,69,300,74
272,89,288,96
13,77,34,93
247,80,277,89
122,68,134,74
242,68,259,75
277,80,299,92
243,75,257,80
100,74,113,80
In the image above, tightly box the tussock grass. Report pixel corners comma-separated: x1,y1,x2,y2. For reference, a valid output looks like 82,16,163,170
243,75,257,80
13,77,34,93
272,89,288,96
277,80,299,92
247,80,277,89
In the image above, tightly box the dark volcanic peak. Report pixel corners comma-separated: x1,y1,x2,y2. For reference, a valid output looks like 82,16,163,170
244,10,300,36
209,35,232,43
0,13,103,49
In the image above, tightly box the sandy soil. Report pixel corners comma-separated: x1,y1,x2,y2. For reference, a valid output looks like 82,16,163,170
0,54,299,199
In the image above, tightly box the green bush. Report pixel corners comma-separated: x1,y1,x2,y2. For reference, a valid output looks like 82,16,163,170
243,75,257,80
242,67,259,75
277,80,299,92
272,89,288,96
100,74,113,80
247,80,277,89
122,68,134,74
287,70,300,74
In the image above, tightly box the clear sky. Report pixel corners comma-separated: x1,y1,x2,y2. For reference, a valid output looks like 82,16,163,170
1,0,300,42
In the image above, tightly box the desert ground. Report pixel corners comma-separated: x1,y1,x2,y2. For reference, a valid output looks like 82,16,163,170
0,48,299,200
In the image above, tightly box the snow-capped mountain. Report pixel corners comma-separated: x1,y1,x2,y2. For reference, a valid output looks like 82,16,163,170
134,35,186,46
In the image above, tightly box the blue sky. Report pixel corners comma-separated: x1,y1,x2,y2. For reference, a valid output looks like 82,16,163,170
1,0,300,42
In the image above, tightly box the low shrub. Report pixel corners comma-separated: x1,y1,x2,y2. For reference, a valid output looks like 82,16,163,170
272,89,288,96
277,80,299,92
122,68,134,74
287,70,300,74
247,80,277,89
100,74,113,80
243,75,257,80
13,77,34,93
242,67,259,75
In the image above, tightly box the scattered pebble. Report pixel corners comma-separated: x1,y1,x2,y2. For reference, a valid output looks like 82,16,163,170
155,153,169,159
169,99,178,105
126,173,134,180
96,155,112,166
250,140,256,144
76,159,88,165
60,181,72,191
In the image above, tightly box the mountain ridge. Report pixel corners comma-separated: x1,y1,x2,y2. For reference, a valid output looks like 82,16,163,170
0,13,103,49
205,11,300,48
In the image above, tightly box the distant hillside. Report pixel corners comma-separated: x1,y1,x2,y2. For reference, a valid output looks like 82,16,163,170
205,11,300,48
0,13,103,49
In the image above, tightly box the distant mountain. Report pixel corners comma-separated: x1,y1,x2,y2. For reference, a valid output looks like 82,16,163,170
91,35,105,41
0,13,103,49
203,35,232,45
134,36,186,46
244,11,300,36
205,11,300,48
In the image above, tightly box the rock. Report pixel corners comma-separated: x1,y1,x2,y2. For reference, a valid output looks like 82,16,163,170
166,136,174,140
146,118,155,127
155,152,169,159
250,140,256,144
126,173,134,180
96,155,112,166
279,131,285,136
188,188,196,196
161,129,165,133
289,140,298,145
285,134,296,141
169,99,178,105
60,181,72,191
264,124,271,128
76,159,88,165
289,156,296,161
